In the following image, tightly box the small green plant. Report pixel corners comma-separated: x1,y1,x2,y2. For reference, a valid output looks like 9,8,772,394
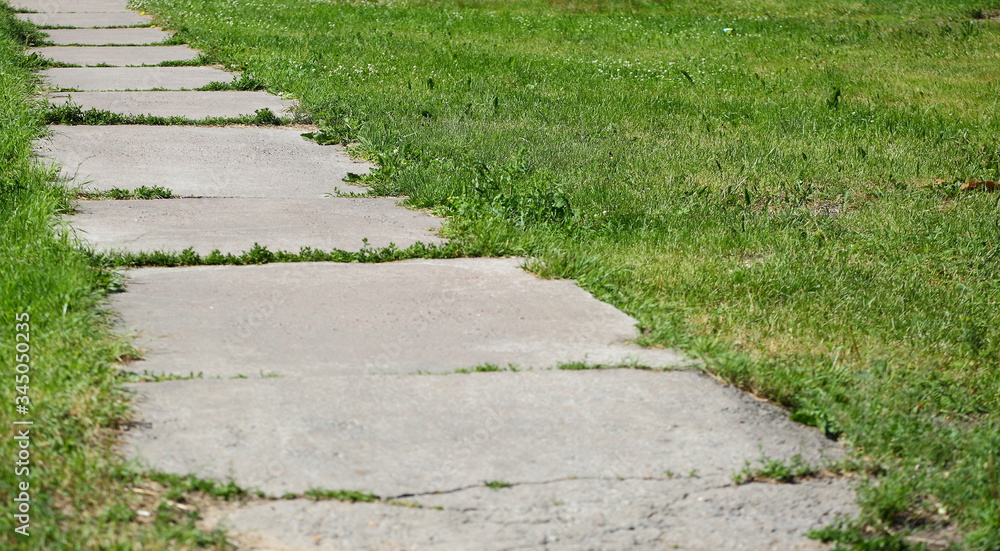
557,361,654,371
156,53,215,67
454,363,518,373
147,471,254,501
807,520,915,551
77,185,174,200
484,480,513,490
385,499,424,508
197,73,265,91
119,370,204,383
733,454,819,485
303,488,379,503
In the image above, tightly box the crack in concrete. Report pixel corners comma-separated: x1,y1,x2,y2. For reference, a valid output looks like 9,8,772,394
386,474,737,503
212,474,741,514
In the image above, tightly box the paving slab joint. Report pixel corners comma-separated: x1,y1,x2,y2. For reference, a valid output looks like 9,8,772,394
43,102,295,127
385,474,725,502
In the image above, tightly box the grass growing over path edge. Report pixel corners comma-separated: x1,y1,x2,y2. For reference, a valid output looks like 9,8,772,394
0,5,237,549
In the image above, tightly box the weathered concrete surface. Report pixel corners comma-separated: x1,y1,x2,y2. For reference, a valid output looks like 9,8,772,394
124,370,845,496
11,0,128,11
17,12,152,27
48,91,295,118
68,197,445,254
37,126,368,197
203,478,857,550
41,67,234,91
43,28,172,45
32,46,199,66
110,259,689,378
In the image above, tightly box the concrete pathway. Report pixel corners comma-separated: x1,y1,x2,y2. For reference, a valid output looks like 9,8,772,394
39,126,371,197
32,45,200,66
48,91,295,117
28,3,859,550
18,11,152,27
71,198,445,254
42,27,172,45
41,66,234,90
12,0,130,11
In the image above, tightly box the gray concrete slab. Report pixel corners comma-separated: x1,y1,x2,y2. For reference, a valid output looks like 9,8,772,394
124,370,845,496
41,67,233,91
203,478,857,550
49,91,294,118
31,46,199,66
11,0,128,11
110,259,690,378
36,126,368,197
68,198,445,254
17,12,152,27
43,28,173,45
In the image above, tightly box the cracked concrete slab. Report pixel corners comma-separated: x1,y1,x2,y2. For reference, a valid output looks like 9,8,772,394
11,0,128,11
17,12,152,27
42,28,173,45
35,126,368,197
203,478,857,550
110,259,689,377
41,67,233,90
124,370,845,496
31,46,199,66
48,91,295,118
67,197,445,254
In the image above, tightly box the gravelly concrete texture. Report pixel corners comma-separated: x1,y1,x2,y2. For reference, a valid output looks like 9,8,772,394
125,371,844,495
110,259,689,377
42,28,173,45
36,126,368,197
17,12,152,27
126,370,855,550
68,197,446,254
41,67,234,91
31,46,199,66
203,478,856,550
11,0,128,11
48,91,295,118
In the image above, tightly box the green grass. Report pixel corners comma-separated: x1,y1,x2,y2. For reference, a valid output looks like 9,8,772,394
32,24,156,30
87,241,468,268
127,0,1000,547
303,488,380,503
43,102,289,126
195,73,264,91
733,453,828,484
0,4,230,549
453,363,519,373
76,185,175,200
